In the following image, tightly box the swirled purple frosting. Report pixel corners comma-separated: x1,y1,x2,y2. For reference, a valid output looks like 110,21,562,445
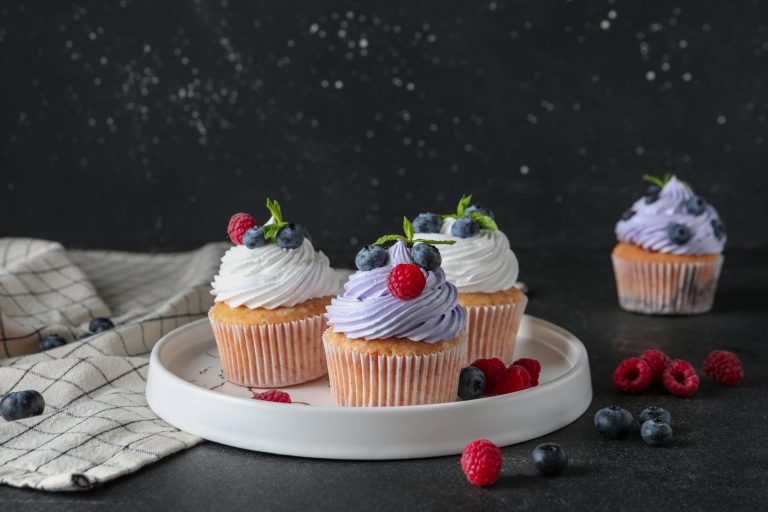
325,241,466,343
616,176,726,255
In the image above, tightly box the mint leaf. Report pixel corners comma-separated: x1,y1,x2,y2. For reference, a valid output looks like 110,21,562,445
374,234,407,245
412,239,456,246
469,211,498,231
262,221,288,242
456,194,473,216
642,174,665,189
265,197,283,223
402,216,414,240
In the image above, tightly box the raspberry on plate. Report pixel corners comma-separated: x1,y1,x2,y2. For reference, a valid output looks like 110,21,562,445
512,358,541,386
639,349,670,384
228,212,257,245
252,390,292,403
612,357,652,393
470,358,506,394
662,359,699,397
461,439,502,486
703,350,744,387
387,263,427,300
493,365,531,395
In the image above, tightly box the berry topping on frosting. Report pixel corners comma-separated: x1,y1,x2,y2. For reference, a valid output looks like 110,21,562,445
465,205,496,221
227,213,257,245
226,199,313,250
355,245,389,271
387,263,427,300
413,212,442,234
451,217,479,238
668,223,693,245
411,243,441,271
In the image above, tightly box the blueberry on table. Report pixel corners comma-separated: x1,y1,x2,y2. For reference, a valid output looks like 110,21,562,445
38,334,67,351
668,223,692,244
276,224,305,250
411,243,441,272
458,367,485,400
1,390,45,421
594,405,634,440
465,205,495,221
89,317,114,333
243,226,266,249
355,245,388,271
639,405,672,426
640,419,673,446
686,195,707,216
531,443,568,476
412,213,442,234
451,217,479,238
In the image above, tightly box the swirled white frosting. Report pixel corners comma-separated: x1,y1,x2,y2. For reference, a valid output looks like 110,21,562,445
419,218,519,293
211,239,340,309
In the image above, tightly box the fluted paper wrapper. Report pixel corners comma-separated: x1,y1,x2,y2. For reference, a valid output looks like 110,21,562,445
463,297,528,365
209,312,327,388
611,254,723,315
323,333,468,407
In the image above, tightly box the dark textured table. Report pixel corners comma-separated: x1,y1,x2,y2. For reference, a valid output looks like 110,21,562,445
0,247,766,511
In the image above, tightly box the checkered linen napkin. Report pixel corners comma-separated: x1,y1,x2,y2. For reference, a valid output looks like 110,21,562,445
0,238,227,491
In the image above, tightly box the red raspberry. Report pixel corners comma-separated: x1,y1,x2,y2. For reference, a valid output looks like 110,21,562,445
470,358,506,394
640,349,670,384
252,390,291,403
461,439,502,486
662,359,700,397
612,357,652,393
227,212,257,245
703,350,744,387
493,365,531,395
512,358,541,386
387,263,426,300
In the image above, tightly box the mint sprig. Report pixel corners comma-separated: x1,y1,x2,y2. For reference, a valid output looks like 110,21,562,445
642,173,692,191
469,211,498,231
374,217,456,248
263,197,289,243
440,194,497,231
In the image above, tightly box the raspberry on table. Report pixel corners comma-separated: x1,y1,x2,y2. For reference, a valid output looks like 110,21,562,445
471,358,506,395
493,365,531,395
252,390,292,403
662,359,699,397
387,263,427,300
703,350,744,387
227,212,257,245
612,357,652,393
512,358,541,386
639,349,670,384
461,439,502,486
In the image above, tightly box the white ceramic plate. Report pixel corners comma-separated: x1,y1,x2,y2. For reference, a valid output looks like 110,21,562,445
146,315,592,460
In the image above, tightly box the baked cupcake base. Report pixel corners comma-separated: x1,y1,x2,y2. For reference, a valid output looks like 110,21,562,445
209,297,331,388
611,242,723,315
322,328,467,407
459,287,527,364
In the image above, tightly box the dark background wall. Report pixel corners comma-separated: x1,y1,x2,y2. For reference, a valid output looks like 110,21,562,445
2,1,767,265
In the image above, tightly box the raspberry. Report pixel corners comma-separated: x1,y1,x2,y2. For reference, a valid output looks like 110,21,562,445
461,439,502,486
512,358,541,386
612,357,652,393
639,349,670,384
227,212,257,245
703,350,743,387
662,359,699,397
387,263,426,300
470,358,506,394
252,390,291,403
493,365,531,395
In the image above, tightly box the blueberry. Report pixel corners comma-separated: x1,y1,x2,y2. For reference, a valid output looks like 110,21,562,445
686,195,707,216
711,218,726,240
465,205,495,221
644,185,661,204
411,243,441,272
413,213,442,234
243,226,266,249
458,367,485,400
639,405,672,426
531,443,568,476
355,245,389,271
276,223,305,250
76,332,92,341
640,419,673,446
0,390,45,421
38,334,67,352
451,217,479,238
594,405,634,440
89,317,114,333
668,223,692,244
621,209,635,221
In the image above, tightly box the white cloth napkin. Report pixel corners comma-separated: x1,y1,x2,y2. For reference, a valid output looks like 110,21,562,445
0,238,227,491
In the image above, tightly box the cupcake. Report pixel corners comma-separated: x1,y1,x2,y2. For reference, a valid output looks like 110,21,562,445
410,195,527,364
612,175,726,315
209,199,340,387
324,221,467,407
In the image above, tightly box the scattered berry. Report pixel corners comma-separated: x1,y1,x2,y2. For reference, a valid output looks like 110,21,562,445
470,358,506,395
640,419,673,446
355,245,389,271
227,212,257,245
252,390,291,403
493,365,531,395
461,439,502,487
276,223,305,250
465,205,495,220
243,226,266,249
512,358,541,386
686,195,707,216
621,209,635,221
662,359,699,397
640,349,670,384
639,405,672,426
531,443,568,476
703,350,744,387
387,263,426,300
711,218,726,240
413,212,442,233
411,243,442,272
594,405,634,440
38,334,67,352
451,217,479,238
89,317,114,333
612,357,652,394
458,367,486,400
668,223,692,245
1,390,45,421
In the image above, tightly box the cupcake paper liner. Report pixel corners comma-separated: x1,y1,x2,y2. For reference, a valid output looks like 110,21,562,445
611,254,723,315
322,332,468,407
209,312,328,388
463,297,528,365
